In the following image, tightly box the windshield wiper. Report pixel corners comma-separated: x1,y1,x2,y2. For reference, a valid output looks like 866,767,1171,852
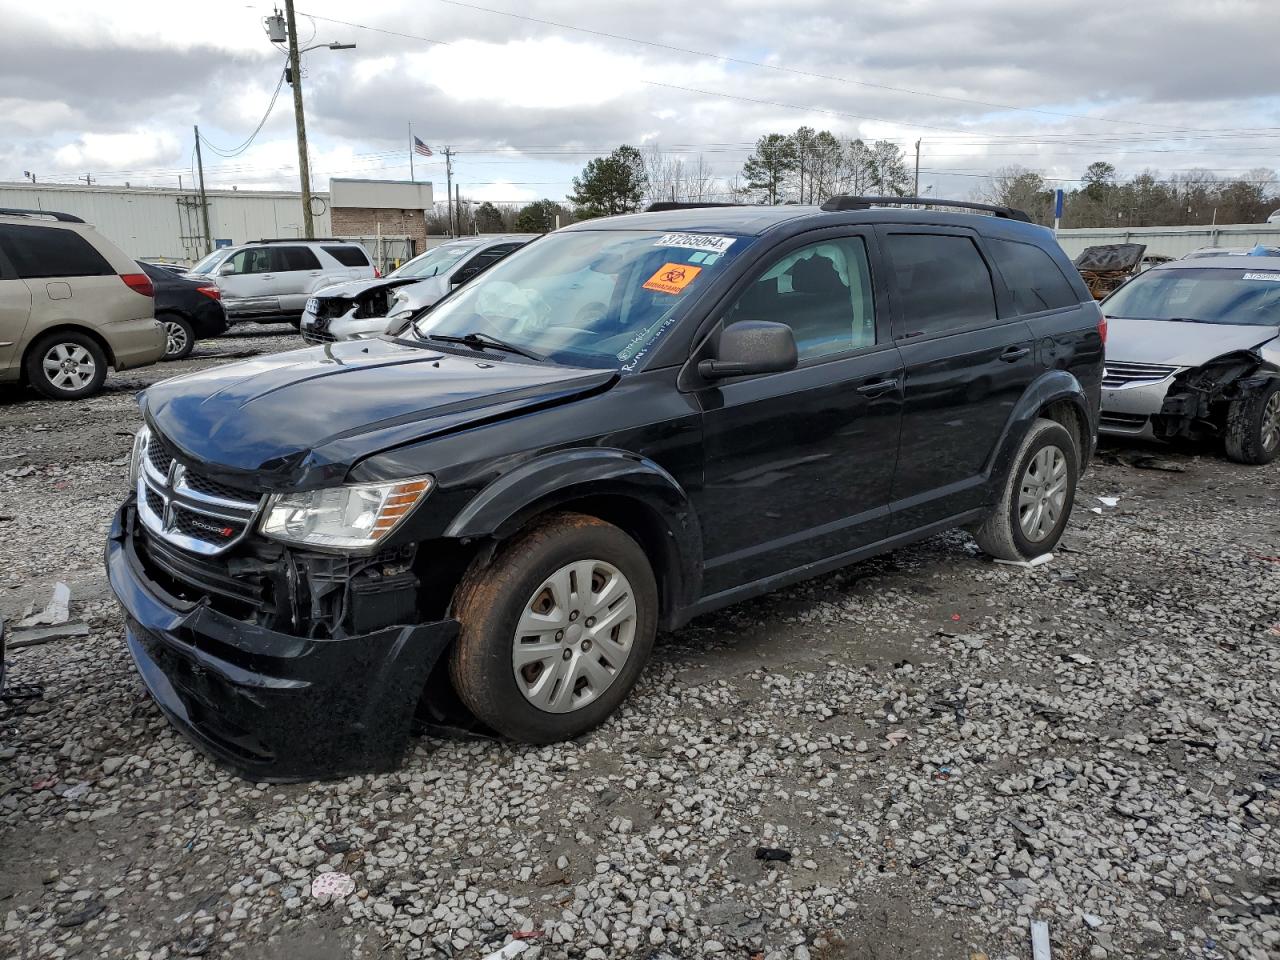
422,331,545,362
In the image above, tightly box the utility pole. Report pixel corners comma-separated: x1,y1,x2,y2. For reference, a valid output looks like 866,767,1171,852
913,139,921,197
193,125,213,255
282,0,314,238
444,147,454,237
79,174,94,186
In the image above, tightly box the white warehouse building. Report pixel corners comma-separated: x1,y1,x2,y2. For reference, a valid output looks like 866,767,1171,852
0,178,435,267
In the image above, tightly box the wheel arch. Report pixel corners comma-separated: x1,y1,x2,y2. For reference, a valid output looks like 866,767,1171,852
21,323,116,379
987,371,1093,496
444,449,703,629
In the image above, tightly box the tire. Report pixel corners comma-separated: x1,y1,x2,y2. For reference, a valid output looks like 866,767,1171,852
449,512,658,743
973,418,1079,562
159,313,195,361
1224,380,1280,465
24,331,108,400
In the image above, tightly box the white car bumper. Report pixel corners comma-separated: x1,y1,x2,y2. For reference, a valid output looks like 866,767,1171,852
299,299,404,344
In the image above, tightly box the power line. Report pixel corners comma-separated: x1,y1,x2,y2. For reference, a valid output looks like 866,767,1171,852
199,69,288,158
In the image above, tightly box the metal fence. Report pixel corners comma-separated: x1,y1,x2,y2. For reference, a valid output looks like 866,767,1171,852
1054,223,1280,259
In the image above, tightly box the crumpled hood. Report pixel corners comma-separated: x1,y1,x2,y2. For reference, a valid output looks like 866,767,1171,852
314,276,427,299
1106,317,1278,367
142,338,615,488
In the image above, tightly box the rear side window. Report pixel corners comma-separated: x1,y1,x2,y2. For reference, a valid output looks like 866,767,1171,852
883,233,998,339
989,238,1079,314
322,245,370,267
274,246,322,271
0,224,114,279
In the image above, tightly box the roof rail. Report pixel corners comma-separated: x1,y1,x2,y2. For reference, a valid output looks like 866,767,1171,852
819,196,1032,222
644,201,746,213
252,237,351,244
0,207,86,223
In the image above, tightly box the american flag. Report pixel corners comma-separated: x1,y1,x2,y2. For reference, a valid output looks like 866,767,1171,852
413,137,433,158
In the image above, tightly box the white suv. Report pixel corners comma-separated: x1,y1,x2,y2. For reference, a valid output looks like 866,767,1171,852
185,239,376,324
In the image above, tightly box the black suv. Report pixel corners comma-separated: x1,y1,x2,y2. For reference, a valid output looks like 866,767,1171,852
106,197,1104,780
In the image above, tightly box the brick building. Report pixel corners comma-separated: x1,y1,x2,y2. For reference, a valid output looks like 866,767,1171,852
329,178,435,258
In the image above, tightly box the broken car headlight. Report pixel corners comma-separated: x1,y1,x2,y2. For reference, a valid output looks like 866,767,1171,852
129,425,150,483
258,476,434,550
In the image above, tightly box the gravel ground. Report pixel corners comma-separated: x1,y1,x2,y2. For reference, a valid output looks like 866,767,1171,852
1,326,1278,960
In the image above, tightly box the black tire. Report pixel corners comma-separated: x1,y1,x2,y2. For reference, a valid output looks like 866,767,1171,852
449,512,658,743
1224,380,1280,465
158,313,195,361
973,418,1079,562
24,331,108,400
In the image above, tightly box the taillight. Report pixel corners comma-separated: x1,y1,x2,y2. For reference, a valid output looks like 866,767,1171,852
196,285,221,301
121,273,154,297
1098,314,1108,345
373,267,382,278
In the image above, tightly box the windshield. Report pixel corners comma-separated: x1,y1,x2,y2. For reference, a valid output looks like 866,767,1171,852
1104,267,1280,326
411,229,752,369
187,249,229,276
391,242,480,279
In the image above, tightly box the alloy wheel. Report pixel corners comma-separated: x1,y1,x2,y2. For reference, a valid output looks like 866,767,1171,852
1017,444,1068,543
511,559,637,714
41,343,97,392
1261,391,1280,454
163,320,189,358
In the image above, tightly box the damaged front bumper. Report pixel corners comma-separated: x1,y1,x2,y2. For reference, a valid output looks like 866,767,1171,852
106,504,458,782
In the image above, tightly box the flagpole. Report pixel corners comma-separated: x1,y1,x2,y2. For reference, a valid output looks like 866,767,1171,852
409,122,415,182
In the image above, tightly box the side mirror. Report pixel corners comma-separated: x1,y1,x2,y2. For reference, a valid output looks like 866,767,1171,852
698,320,798,380
218,261,236,276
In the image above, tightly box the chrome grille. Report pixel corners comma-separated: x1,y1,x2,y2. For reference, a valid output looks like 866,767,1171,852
1102,360,1179,389
136,430,264,556
302,328,337,344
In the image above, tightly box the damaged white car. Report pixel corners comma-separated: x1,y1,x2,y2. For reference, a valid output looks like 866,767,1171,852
300,235,535,344
1099,257,1280,464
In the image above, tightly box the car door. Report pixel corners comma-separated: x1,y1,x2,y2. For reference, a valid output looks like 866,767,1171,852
217,247,277,307
0,237,32,379
271,245,328,311
878,228,1037,533
692,229,904,597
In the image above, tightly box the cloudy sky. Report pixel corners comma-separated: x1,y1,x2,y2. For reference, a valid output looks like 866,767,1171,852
3,0,1278,205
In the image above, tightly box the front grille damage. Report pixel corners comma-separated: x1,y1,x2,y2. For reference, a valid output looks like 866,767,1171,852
1154,348,1277,439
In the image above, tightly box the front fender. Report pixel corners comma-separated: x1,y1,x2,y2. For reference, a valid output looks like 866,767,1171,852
987,372,1094,496
444,448,703,623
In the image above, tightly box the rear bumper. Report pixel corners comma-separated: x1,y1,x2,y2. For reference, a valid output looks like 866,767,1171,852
105,317,166,370
106,504,458,782
189,300,229,339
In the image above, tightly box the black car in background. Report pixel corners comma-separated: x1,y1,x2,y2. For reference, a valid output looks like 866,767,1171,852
109,197,1104,780
138,261,228,360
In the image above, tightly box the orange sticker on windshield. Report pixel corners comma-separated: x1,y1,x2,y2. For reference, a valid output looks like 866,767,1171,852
643,262,702,295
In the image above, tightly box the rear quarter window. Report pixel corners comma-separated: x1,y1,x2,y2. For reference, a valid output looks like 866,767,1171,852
322,245,371,267
989,238,1080,314
0,224,115,279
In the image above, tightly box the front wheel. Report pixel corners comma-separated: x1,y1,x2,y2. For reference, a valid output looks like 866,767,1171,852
973,418,1079,562
449,512,658,743
1224,380,1280,465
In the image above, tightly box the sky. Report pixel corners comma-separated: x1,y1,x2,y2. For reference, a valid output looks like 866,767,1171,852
2,0,1279,207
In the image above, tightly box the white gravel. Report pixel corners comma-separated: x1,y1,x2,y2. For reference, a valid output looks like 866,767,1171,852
1,326,1277,959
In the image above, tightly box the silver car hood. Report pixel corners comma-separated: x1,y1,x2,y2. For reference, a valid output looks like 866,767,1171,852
1106,317,1278,366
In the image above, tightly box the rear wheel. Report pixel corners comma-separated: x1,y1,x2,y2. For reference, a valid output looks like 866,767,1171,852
1224,380,1280,465
25,331,108,400
449,512,658,743
159,313,195,360
973,418,1079,561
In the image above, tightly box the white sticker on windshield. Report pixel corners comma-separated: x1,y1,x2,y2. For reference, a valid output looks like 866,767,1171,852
1243,272,1280,281
655,233,736,254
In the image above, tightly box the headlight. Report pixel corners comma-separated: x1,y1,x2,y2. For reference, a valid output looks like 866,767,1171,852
128,425,150,483
259,476,434,550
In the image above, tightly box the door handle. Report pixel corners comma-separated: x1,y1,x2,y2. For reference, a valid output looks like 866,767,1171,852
857,377,899,398
1000,346,1031,362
